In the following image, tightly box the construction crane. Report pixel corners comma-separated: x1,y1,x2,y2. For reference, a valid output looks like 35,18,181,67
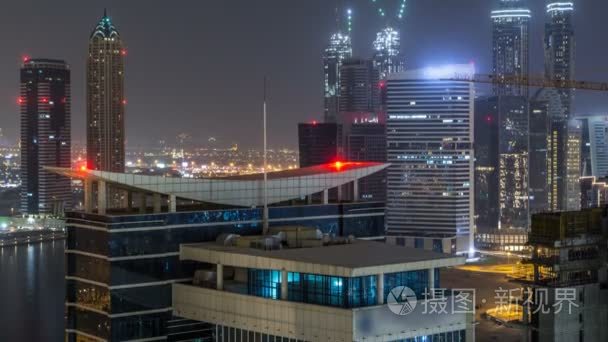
370,0,408,21
442,74,608,92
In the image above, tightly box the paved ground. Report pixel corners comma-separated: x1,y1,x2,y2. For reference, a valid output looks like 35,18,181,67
441,257,527,342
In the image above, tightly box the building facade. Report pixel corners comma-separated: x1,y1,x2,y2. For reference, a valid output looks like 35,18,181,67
529,92,551,214
385,65,475,254
474,96,529,231
323,32,352,123
87,11,126,172
529,88,580,213
491,0,531,97
544,1,575,120
474,97,500,231
297,123,342,168
339,58,381,116
346,123,387,201
54,162,390,341
19,59,71,215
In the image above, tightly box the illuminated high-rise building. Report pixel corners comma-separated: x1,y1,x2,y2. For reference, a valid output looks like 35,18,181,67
323,32,352,123
541,2,579,211
19,59,71,215
491,0,531,96
544,1,575,119
87,10,126,172
372,27,405,79
386,65,475,254
474,96,528,230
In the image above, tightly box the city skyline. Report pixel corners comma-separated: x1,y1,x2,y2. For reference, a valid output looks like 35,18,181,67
1,0,607,148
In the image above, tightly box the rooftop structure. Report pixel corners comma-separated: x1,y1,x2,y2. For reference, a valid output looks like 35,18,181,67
181,238,463,278
173,228,473,341
47,161,389,212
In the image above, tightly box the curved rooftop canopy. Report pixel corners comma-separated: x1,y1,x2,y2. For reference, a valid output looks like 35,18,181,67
46,162,389,207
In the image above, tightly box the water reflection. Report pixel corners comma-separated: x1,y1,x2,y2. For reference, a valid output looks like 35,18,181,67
0,241,65,341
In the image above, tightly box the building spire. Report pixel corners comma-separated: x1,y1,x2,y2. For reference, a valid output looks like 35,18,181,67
104,8,107,17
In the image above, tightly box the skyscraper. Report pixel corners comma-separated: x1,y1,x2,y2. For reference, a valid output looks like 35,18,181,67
323,32,352,123
529,88,580,212
474,96,529,230
491,0,531,97
19,59,71,215
372,27,405,79
474,98,500,231
545,1,575,119
87,10,126,172
542,2,578,211
386,65,475,254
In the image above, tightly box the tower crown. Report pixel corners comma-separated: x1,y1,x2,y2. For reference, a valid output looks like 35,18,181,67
90,10,120,39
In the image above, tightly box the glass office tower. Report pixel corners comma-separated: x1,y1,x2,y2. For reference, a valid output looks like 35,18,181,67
19,59,71,215
386,65,475,254
491,0,531,97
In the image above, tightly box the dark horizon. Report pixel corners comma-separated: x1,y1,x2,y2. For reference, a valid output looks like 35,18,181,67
0,0,607,149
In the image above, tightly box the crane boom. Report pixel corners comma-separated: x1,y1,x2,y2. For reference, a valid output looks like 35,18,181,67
442,74,608,92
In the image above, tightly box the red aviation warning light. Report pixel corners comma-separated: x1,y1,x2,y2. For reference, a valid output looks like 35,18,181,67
17,97,25,105
22,55,30,63
121,49,127,56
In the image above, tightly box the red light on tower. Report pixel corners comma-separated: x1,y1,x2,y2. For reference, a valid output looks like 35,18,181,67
334,161,343,170
22,55,30,63
379,81,386,89
122,99,127,105
312,120,317,125
17,97,24,105
39,97,49,104
121,49,127,56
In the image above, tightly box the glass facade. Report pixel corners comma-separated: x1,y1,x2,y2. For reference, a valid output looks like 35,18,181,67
248,269,282,300
65,202,385,341
288,272,377,308
246,269,377,308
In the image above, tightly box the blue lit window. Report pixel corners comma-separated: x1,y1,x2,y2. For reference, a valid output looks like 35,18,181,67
247,269,281,300
287,272,376,308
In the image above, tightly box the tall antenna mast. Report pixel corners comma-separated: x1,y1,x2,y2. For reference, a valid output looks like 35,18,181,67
262,77,269,235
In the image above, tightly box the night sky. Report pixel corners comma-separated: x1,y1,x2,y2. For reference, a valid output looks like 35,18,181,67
0,0,607,149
